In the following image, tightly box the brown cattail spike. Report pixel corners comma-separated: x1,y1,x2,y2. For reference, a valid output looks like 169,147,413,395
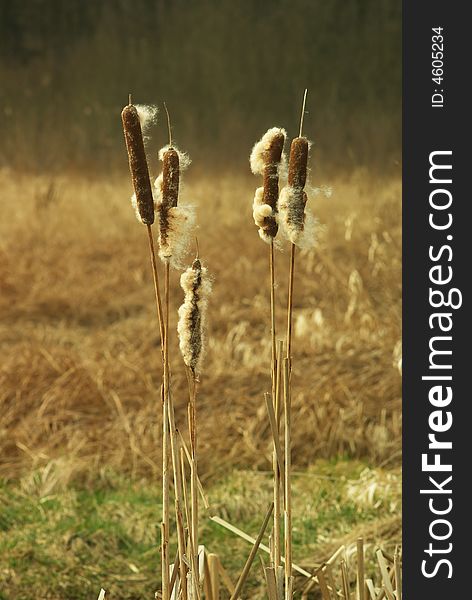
262,132,285,238
158,147,180,251
262,132,285,210
121,104,155,225
177,258,212,374
250,127,286,243
279,135,315,248
288,137,309,190
162,148,180,210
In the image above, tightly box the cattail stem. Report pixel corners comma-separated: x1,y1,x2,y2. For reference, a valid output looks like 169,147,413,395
162,389,171,600
272,342,283,581
185,366,199,586
299,89,308,138
161,522,170,600
146,225,165,348
357,538,365,600
180,449,201,600
270,240,277,383
165,261,170,370
163,261,188,600
286,243,296,365
144,224,169,599
283,357,292,600
162,259,172,600
167,392,188,600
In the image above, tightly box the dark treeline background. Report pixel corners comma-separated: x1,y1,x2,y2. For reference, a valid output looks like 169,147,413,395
0,0,401,174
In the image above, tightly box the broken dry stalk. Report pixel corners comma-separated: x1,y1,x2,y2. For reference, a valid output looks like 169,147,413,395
357,538,365,600
230,503,274,600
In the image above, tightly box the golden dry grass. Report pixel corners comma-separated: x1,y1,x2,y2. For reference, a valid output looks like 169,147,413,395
0,167,401,485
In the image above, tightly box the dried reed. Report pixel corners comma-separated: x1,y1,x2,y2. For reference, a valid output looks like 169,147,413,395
230,503,274,600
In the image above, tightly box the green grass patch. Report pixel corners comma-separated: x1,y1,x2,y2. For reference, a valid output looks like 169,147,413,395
0,459,400,599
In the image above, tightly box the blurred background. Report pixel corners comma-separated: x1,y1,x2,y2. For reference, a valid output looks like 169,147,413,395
0,2,401,598
0,0,401,173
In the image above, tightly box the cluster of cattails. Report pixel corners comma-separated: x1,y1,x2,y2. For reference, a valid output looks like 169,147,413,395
121,99,211,600
120,93,389,600
247,92,319,600
250,128,316,250
122,103,196,269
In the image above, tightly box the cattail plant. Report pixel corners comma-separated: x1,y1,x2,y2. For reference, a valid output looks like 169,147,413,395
121,98,173,598
250,126,286,594
152,106,202,600
177,255,212,598
281,89,317,600
279,89,316,364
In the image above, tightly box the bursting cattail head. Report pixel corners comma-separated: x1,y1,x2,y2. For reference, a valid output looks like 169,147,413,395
177,258,212,374
154,145,194,267
250,127,286,243
121,104,155,225
279,136,316,249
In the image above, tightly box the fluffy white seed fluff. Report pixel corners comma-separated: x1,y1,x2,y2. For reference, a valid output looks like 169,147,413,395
177,260,212,374
131,189,161,226
153,174,163,209
252,186,276,244
279,186,317,249
249,127,287,175
157,205,196,268
158,145,192,172
130,193,141,223
135,104,158,134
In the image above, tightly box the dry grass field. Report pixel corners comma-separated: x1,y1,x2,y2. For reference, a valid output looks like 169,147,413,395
0,166,401,598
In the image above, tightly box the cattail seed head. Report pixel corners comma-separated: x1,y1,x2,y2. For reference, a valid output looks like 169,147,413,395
287,137,309,190
177,258,212,374
121,104,155,225
161,148,180,210
250,127,286,176
279,136,316,248
279,186,316,249
253,187,278,242
262,131,285,211
250,127,286,243
154,145,194,267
